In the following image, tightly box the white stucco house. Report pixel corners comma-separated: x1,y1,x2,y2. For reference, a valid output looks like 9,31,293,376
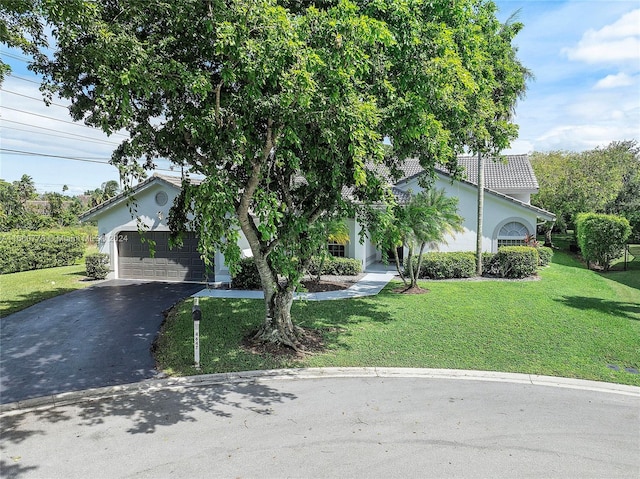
81,155,555,282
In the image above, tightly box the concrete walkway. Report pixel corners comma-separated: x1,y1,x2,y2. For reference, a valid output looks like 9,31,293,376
1,368,638,479
193,271,397,300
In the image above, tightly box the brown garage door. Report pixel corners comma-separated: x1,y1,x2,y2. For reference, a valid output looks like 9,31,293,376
118,231,211,282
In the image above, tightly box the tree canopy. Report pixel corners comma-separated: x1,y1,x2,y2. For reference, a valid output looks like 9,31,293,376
530,140,640,240
13,0,529,347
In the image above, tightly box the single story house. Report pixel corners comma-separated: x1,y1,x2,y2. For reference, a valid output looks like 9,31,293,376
81,155,555,282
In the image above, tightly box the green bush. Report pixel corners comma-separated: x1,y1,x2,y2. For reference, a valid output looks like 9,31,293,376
575,213,632,271
536,246,553,266
416,252,476,279
307,256,362,276
231,257,262,290
85,253,110,280
481,252,498,276
492,246,539,279
0,231,85,274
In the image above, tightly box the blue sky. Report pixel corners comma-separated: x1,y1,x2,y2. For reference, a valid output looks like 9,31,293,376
1,0,639,195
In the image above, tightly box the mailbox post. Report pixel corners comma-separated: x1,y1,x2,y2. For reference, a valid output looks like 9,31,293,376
192,297,202,369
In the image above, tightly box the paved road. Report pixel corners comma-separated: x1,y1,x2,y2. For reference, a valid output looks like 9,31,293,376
0,280,202,404
1,371,638,478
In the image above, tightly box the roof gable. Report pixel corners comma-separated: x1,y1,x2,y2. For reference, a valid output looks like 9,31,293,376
79,173,196,221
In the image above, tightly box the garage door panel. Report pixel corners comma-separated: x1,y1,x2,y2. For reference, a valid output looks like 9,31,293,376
118,231,211,282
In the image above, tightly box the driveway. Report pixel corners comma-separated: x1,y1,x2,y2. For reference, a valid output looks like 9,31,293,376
0,280,202,404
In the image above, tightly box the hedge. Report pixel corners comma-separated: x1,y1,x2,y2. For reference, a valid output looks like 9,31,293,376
416,252,476,279
536,246,553,267
0,231,85,274
492,246,539,279
575,213,631,271
306,256,362,276
231,257,262,290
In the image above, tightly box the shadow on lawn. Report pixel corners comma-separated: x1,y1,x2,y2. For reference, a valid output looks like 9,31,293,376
1,287,81,318
555,296,640,321
0,379,297,479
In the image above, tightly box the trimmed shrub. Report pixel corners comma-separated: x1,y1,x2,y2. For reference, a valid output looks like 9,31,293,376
307,256,362,276
85,253,110,280
0,230,85,274
416,252,476,279
575,213,632,271
493,246,539,279
481,252,499,276
231,257,262,290
536,246,553,266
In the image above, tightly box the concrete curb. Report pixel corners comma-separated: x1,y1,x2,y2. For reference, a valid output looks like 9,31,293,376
2,367,638,417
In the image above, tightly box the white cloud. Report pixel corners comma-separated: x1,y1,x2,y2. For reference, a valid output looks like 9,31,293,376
535,123,640,152
594,72,636,89
562,9,640,67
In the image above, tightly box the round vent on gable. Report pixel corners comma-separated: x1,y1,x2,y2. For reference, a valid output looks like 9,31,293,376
155,191,168,206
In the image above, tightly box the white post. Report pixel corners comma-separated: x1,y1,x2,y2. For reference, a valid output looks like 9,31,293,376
193,297,201,370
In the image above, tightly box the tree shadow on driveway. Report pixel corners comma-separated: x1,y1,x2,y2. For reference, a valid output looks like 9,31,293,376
1,281,203,404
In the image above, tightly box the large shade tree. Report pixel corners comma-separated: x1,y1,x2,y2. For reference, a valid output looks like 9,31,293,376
16,0,528,348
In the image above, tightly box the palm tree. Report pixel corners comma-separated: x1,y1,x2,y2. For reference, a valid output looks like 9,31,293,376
402,188,464,290
474,10,533,275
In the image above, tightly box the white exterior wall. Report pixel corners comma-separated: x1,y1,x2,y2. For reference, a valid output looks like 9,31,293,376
89,181,228,280
393,173,538,254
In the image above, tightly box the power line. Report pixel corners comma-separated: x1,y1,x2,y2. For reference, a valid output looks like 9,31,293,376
0,148,181,173
1,88,71,109
7,74,41,86
1,51,30,63
2,148,113,163
1,120,121,146
0,105,129,138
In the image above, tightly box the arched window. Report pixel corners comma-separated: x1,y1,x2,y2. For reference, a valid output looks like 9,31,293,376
497,221,529,248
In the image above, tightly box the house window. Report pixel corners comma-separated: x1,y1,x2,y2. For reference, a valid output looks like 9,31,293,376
155,191,168,206
327,243,346,257
497,221,529,248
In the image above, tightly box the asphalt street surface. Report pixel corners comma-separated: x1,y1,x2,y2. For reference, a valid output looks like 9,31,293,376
0,280,201,404
1,373,638,478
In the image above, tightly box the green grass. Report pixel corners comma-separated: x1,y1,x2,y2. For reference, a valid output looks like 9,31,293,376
0,263,96,317
155,249,640,386
0,238,99,317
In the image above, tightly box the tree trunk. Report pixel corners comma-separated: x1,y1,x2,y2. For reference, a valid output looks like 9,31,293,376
252,283,300,349
234,124,302,349
411,242,426,288
406,244,417,288
476,152,485,276
393,247,408,285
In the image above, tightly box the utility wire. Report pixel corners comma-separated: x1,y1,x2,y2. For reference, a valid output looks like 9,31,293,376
1,88,71,109
6,74,42,86
1,148,180,174
1,120,121,146
0,105,129,138
1,52,30,63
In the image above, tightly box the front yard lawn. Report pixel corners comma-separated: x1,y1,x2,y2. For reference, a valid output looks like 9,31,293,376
0,263,93,317
155,250,640,386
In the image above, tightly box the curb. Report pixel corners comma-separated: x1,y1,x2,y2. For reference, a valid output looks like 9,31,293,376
2,367,639,416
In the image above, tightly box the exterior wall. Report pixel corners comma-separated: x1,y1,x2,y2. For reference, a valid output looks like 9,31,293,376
89,181,226,280
395,173,537,254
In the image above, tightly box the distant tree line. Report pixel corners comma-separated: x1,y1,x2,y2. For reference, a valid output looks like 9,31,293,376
0,175,120,231
530,140,639,242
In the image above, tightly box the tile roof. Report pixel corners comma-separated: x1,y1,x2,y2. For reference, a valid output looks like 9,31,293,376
398,155,539,191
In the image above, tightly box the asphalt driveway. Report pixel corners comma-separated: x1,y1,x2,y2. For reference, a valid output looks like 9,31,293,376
0,280,202,404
